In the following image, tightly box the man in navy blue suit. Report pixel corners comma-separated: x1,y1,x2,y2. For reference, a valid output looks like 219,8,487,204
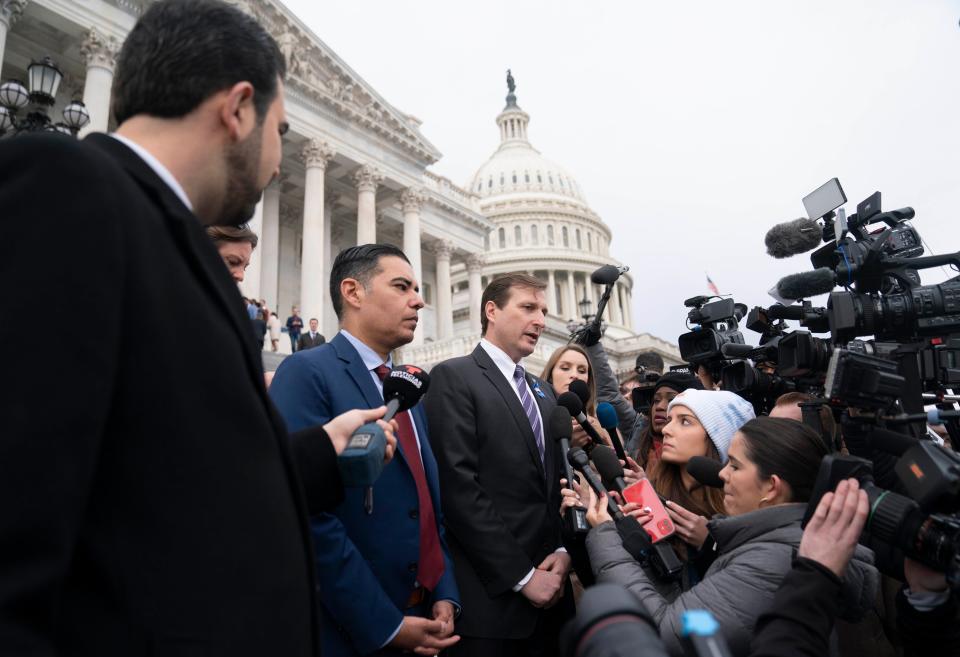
270,244,460,656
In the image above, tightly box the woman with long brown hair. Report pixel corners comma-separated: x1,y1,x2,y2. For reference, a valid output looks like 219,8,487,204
540,343,609,448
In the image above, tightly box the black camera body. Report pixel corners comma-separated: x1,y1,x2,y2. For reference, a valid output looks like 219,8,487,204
678,297,746,367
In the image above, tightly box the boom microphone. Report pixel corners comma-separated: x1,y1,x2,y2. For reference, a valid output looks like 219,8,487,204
775,268,837,301
596,402,627,461
557,391,604,447
591,264,629,285
765,217,822,259
687,456,724,489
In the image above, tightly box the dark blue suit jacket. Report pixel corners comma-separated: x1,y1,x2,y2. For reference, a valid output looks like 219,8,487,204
270,333,459,656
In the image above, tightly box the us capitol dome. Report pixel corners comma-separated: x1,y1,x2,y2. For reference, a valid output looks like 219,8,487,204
454,72,635,338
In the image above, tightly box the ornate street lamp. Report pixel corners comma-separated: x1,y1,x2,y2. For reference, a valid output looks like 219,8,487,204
579,297,594,322
0,56,90,137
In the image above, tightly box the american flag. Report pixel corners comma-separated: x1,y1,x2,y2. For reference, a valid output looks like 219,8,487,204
706,274,719,296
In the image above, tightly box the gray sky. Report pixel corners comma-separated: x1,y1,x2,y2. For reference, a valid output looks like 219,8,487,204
283,0,960,346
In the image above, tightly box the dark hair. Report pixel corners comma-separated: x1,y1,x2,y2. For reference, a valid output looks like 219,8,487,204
205,224,259,248
737,416,829,503
309,317,318,323
329,244,410,319
112,0,286,125
635,352,664,373
480,272,547,335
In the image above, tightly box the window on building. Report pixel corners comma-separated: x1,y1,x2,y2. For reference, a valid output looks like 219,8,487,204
576,229,582,249
587,232,593,252
422,282,433,305
562,226,569,247
555,284,564,315
514,225,522,245
547,225,555,245
548,175,554,185
512,173,517,183
531,225,539,245
525,173,530,183
498,227,506,248
488,178,492,188
500,174,504,186
537,173,542,183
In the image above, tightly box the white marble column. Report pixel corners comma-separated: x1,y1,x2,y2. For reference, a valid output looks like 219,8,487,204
323,192,336,336
610,282,624,325
433,240,454,340
300,138,336,328
565,271,577,321
79,28,119,136
354,164,382,245
467,254,484,335
619,284,631,329
547,269,557,317
258,182,281,310
584,273,595,305
239,200,264,300
401,187,425,283
0,1,26,79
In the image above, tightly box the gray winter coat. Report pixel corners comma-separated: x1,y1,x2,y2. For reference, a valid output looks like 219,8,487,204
586,503,879,657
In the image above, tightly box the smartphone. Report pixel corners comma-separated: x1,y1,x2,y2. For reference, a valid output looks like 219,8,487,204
622,478,675,543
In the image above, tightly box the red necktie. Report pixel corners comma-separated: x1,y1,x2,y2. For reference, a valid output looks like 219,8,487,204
375,364,444,591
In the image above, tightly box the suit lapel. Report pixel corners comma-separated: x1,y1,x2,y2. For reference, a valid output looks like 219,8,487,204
332,334,412,469
472,346,546,480
86,135,265,392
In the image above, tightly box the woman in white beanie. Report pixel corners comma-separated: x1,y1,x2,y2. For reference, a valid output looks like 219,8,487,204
640,390,755,581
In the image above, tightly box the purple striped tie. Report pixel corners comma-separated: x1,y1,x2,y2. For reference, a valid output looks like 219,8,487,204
513,365,544,464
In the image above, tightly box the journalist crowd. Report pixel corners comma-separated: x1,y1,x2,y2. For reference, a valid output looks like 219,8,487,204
2,2,958,657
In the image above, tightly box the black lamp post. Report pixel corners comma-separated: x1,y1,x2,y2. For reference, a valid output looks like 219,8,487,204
0,56,89,137
578,297,594,322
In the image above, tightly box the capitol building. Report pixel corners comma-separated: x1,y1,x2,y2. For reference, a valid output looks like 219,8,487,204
0,0,680,376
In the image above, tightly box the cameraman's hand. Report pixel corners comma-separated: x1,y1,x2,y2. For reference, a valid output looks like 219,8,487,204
322,406,398,463
904,558,948,594
798,478,868,578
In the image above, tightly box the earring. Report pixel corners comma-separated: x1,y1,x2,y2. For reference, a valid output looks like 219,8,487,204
759,496,769,505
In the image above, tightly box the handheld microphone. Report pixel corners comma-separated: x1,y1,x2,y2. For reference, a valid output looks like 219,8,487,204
591,264,630,285
550,407,590,535
590,445,628,494
338,365,430,495
567,447,623,520
557,391,604,448
764,217,823,259
687,456,724,489
596,402,627,461
775,267,837,300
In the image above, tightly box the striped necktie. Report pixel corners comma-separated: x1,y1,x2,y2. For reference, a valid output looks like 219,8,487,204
513,364,544,464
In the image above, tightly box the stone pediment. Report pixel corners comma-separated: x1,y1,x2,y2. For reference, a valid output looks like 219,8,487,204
225,0,442,165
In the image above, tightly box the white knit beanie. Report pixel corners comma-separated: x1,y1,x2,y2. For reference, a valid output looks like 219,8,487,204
667,389,755,462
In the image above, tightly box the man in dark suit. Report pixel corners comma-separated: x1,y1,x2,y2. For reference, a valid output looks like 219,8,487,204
270,244,461,657
0,2,397,655
298,317,326,350
424,273,574,657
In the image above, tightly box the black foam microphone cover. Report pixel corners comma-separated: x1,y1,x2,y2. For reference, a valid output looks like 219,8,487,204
687,456,724,489
776,268,837,300
382,364,430,412
569,379,590,405
549,406,573,443
765,217,822,258
590,265,621,285
557,391,585,418
590,445,625,491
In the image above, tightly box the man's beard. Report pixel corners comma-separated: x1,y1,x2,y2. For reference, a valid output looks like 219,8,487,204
215,128,265,227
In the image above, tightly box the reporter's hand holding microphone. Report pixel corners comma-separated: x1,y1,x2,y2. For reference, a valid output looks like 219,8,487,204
322,405,397,462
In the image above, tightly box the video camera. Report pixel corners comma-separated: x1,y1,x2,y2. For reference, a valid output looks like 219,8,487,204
677,296,747,382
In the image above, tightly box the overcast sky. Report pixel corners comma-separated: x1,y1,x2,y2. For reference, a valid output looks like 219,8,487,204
283,0,960,346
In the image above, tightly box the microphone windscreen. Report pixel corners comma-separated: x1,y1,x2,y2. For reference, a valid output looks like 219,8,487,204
596,402,618,430
687,456,724,489
590,445,624,490
549,406,573,443
382,364,430,412
765,218,822,258
567,446,590,469
775,268,836,301
569,379,590,405
557,391,584,418
591,265,621,285
869,428,918,457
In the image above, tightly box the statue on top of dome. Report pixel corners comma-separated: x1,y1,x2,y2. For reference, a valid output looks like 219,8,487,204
506,69,516,94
